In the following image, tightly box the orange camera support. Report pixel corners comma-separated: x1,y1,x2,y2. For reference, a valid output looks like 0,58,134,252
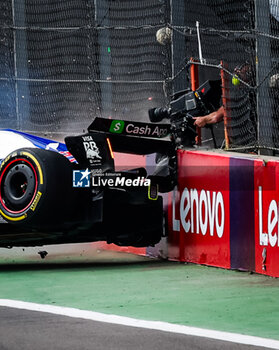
190,59,201,145
220,60,230,149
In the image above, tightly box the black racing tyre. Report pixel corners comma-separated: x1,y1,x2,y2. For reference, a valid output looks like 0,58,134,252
0,148,74,228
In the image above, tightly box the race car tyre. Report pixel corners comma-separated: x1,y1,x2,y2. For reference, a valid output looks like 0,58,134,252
0,148,73,228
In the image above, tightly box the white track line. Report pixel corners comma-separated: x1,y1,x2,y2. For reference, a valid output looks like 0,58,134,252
0,299,278,349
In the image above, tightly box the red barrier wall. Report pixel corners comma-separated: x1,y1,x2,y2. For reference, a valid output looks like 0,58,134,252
102,148,279,278
168,149,279,277
254,159,278,277
169,150,231,268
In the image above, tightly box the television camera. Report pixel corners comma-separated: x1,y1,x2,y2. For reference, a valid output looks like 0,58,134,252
87,79,222,193
148,79,222,148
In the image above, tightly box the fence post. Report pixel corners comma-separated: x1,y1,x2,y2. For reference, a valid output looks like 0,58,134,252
255,0,273,154
220,61,230,150
190,60,200,145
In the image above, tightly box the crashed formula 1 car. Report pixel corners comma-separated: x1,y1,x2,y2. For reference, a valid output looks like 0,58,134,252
0,122,172,248
0,80,220,248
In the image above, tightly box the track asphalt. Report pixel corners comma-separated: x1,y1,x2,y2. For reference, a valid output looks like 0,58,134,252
0,253,279,342
0,306,272,350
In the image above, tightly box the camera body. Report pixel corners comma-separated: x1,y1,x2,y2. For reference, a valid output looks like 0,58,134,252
148,79,222,148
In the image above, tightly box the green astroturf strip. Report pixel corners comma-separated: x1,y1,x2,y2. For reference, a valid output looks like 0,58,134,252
0,261,279,340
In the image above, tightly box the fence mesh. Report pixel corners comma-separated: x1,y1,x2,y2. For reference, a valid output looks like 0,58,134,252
171,0,279,153
0,0,279,153
0,0,170,135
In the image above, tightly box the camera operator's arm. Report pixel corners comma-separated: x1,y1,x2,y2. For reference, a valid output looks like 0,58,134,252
193,106,224,128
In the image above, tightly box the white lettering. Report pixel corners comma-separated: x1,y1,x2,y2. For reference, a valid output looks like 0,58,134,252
92,177,99,186
190,189,199,234
207,190,216,236
91,176,150,187
215,192,225,238
259,186,268,246
125,123,167,137
115,177,125,186
82,135,93,141
175,186,225,238
107,179,114,186
199,190,208,235
113,122,122,132
126,124,133,133
172,187,180,232
268,200,277,247
83,142,90,151
125,124,151,135
144,179,151,186
180,188,190,233
152,126,160,136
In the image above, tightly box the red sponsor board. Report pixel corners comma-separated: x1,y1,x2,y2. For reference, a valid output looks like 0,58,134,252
107,148,279,278
110,148,279,278
254,159,279,277
169,150,231,268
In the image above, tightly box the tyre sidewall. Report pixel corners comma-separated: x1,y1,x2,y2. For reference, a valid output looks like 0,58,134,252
0,148,72,226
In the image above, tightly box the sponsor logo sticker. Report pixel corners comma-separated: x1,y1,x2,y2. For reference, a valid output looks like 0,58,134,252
73,169,91,188
92,174,150,187
109,120,125,134
72,169,151,188
30,191,42,212
82,135,102,165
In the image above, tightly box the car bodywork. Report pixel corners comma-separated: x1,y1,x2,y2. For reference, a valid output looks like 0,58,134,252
0,119,172,248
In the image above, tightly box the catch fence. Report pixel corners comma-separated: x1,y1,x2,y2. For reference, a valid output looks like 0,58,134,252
0,0,278,154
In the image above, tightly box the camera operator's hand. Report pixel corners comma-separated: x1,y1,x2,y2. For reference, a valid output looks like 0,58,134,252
193,115,211,128
193,106,225,128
